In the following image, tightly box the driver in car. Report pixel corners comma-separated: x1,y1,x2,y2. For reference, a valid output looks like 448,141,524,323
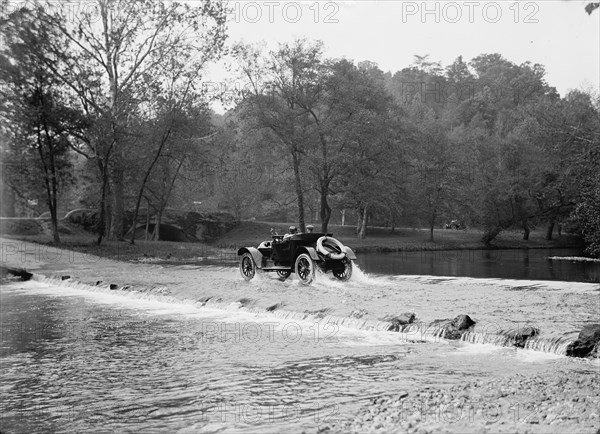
283,225,298,239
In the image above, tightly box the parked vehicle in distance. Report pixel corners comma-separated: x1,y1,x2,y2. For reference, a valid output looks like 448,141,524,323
237,227,357,285
444,219,466,230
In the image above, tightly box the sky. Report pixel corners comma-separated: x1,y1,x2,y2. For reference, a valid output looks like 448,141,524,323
206,0,600,112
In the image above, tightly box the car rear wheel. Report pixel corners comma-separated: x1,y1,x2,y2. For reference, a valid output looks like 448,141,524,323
240,253,256,281
277,270,292,279
295,253,315,285
333,258,353,281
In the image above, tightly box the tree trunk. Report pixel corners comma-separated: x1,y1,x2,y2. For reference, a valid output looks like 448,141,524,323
129,129,172,244
110,162,125,241
41,160,60,244
144,199,150,241
545,220,555,241
96,175,108,245
96,140,116,245
358,206,368,239
38,110,61,244
319,184,332,233
153,209,163,241
291,150,306,232
429,211,436,242
482,227,502,245
522,219,530,241
47,141,60,244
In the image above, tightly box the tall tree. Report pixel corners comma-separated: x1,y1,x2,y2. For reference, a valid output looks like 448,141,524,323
0,6,87,242
30,0,227,242
235,39,327,232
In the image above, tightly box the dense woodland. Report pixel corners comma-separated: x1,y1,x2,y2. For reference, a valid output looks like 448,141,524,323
0,1,599,256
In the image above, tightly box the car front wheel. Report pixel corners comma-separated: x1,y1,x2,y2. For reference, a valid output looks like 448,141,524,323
295,253,315,285
240,253,256,281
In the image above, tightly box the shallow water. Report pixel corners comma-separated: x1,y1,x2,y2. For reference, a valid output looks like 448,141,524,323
1,277,597,433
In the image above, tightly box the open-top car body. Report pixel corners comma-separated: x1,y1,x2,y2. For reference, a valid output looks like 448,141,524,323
237,232,357,285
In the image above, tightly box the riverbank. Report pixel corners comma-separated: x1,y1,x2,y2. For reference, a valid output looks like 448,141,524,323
1,236,598,433
0,220,584,265
216,221,584,253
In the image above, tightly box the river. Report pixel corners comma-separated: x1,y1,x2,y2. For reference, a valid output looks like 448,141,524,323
1,273,598,433
358,248,600,283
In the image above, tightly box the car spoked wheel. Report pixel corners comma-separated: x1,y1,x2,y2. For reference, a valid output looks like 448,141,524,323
276,270,291,280
240,253,256,281
333,258,353,281
294,253,315,285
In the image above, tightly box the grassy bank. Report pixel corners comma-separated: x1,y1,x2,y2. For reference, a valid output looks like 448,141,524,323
1,219,583,264
213,221,583,253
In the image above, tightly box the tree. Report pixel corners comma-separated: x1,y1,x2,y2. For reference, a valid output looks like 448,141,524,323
337,104,401,239
407,105,456,241
30,0,227,242
559,91,600,255
128,103,213,243
0,6,87,242
235,39,328,232
305,59,397,233
448,54,560,243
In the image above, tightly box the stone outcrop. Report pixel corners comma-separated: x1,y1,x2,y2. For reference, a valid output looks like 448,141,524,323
503,326,540,348
430,314,476,339
382,312,416,332
453,314,476,330
65,208,238,242
0,266,33,281
566,324,600,358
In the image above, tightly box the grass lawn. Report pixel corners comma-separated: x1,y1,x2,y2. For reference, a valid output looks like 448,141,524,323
1,219,583,264
213,221,582,252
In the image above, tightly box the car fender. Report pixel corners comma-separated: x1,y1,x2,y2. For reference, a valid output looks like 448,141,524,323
343,246,357,260
237,247,263,268
295,246,320,262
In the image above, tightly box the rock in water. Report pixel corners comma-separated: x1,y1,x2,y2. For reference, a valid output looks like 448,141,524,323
566,324,600,358
383,312,416,332
0,266,33,281
503,326,540,348
428,318,461,339
452,314,475,330
429,314,476,339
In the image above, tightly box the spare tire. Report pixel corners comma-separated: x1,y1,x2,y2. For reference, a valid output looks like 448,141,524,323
316,236,346,260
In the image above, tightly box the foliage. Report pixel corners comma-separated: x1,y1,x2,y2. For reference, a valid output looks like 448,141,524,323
2,13,599,254
0,6,87,242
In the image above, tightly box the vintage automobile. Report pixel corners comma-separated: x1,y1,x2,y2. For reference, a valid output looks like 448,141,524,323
444,219,466,230
237,229,357,285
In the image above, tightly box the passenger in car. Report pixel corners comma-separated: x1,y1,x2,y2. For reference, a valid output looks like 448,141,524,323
283,226,298,239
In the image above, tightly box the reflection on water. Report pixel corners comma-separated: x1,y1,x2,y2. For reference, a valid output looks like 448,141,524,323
358,248,600,282
1,281,595,433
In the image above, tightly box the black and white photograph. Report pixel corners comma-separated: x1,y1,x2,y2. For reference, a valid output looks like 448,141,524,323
1,0,599,432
